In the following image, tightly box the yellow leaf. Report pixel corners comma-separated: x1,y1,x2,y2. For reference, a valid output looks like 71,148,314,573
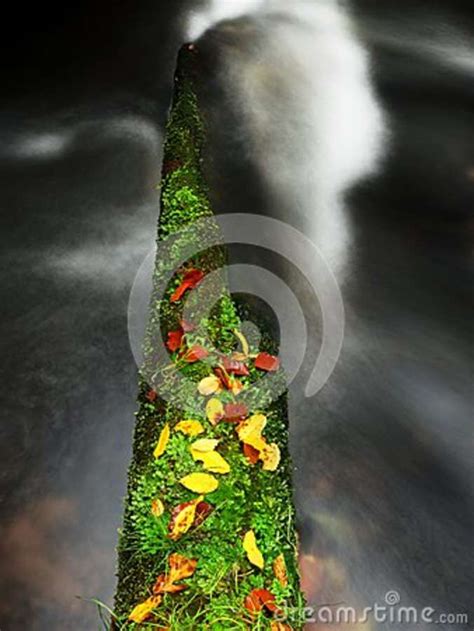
151,498,165,518
270,623,293,631
273,554,288,588
169,496,203,540
243,530,265,569
237,414,268,451
174,420,205,437
190,438,219,453
261,443,281,471
233,328,250,357
238,414,267,442
193,451,231,474
153,424,170,459
198,375,222,396
206,398,224,425
128,595,161,623
179,472,219,494
231,378,244,396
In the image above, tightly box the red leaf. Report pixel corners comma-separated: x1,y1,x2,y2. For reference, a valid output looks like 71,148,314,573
243,443,260,464
194,501,213,526
224,403,249,423
145,389,158,402
170,269,205,303
221,356,250,376
183,345,209,363
166,329,184,352
255,352,280,372
214,367,232,390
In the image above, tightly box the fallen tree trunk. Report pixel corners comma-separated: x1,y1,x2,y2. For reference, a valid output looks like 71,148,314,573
113,44,304,630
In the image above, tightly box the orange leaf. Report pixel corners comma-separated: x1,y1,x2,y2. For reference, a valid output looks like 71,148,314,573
168,553,198,582
243,443,260,464
244,589,283,617
170,269,205,303
270,622,293,630
273,554,288,588
153,554,198,594
128,595,161,623
255,352,280,372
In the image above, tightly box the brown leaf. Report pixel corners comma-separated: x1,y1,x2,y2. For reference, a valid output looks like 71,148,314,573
224,403,249,423
170,269,205,303
168,496,203,540
214,366,233,390
254,352,280,372
145,389,158,402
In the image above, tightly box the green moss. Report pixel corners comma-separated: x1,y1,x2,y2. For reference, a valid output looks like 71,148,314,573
112,45,304,630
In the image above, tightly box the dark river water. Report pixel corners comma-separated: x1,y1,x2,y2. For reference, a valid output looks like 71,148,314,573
0,1,472,629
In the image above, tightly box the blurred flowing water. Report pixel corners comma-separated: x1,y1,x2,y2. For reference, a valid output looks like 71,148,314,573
0,1,473,629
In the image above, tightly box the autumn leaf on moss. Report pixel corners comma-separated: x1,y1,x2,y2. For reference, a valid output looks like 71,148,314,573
145,389,157,402
193,450,230,474
224,403,248,423
183,345,209,363
244,588,282,616
206,398,224,425
237,414,268,451
243,530,264,569
233,328,250,358
153,424,170,459
151,498,165,518
255,352,280,372
170,269,204,303
153,553,198,593
128,595,161,623
261,443,281,471
214,366,232,390
179,472,219,494
189,438,219,453
168,496,203,540
166,329,184,352
174,420,205,437
221,356,250,376
198,375,222,396
273,554,288,588
243,443,260,465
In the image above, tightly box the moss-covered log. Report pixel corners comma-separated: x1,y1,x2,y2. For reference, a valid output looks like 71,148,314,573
113,44,304,630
